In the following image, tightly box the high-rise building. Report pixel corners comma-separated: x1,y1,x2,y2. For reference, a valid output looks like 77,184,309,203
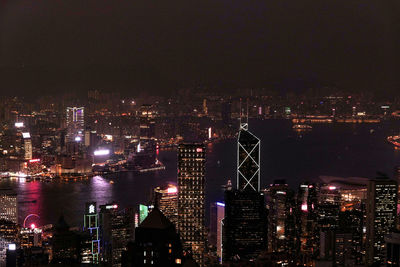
223,122,267,263
296,182,319,262
153,184,178,226
223,189,267,262
335,209,364,266
265,180,296,254
317,185,340,231
366,177,398,265
99,203,133,267
0,220,18,266
66,107,84,143
385,231,400,267
237,122,260,192
0,189,18,224
177,143,206,266
82,202,100,264
138,104,156,141
23,136,32,160
209,202,225,263
51,216,81,265
125,208,183,266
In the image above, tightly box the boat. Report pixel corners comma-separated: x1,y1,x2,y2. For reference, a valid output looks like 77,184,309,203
387,135,400,148
292,124,312,131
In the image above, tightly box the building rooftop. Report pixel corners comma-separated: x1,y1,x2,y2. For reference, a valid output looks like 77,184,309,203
139,208,173,230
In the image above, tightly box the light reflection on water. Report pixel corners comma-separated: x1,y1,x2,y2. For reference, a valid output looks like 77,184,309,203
1,120,400,227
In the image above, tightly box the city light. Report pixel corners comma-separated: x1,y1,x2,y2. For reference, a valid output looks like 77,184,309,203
106,204,118,209
167,186,178,194
196,148,203,152
301,203,308,212
75,136,82,142
15,122,24,128
8,244,16,251
208,127,212,139
22,132,31,139
30,223,36,229
104,134,113,141
329,186,337,190
94,149,110,156
216,202,225,207
29,159,40,163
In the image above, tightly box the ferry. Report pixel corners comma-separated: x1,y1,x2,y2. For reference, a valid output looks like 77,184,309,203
387,135,400,148
292,124,312,131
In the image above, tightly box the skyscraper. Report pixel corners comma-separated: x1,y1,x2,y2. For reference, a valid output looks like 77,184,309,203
237,122,260,192
296,182,319,260
66,107,84,143
209,202,225,262
0,220,18,266
126,208,183,266
223,122,267,262
177,143,206,266
83,202,100,264
153,184,178,227
265,180,296,254
99,203,133,267
138,104,156,140
23,135,32,160
366,177,398,265
0,188,17,224
317,184,341,237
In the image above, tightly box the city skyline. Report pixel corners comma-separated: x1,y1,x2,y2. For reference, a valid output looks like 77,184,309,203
1,0,400,265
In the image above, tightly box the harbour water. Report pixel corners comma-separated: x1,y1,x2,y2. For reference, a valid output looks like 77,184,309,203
1,119,400,227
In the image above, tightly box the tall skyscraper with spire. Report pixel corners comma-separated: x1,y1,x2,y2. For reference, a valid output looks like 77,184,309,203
237,121,260,192
223,113,267,263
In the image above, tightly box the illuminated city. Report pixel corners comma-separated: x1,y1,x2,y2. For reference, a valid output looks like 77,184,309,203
1,0,400,266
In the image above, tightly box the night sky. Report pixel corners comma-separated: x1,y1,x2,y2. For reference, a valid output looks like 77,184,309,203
0,0,399,96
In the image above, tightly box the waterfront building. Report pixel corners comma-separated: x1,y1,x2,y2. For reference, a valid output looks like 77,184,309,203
20,227,42,248
177,143,206,266
66,107,84,143
366,176,398,265
138,104,156,140
0,188,17,224
23,136,32,160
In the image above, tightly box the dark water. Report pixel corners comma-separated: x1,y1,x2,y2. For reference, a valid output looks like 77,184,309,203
2,119,400,227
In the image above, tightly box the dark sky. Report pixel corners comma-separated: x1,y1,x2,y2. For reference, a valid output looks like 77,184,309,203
0,0,399,96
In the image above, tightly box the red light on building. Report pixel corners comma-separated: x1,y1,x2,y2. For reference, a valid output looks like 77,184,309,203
196,148,203,152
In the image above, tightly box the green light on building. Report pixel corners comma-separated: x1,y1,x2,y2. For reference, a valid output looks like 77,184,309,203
139,204,148,223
